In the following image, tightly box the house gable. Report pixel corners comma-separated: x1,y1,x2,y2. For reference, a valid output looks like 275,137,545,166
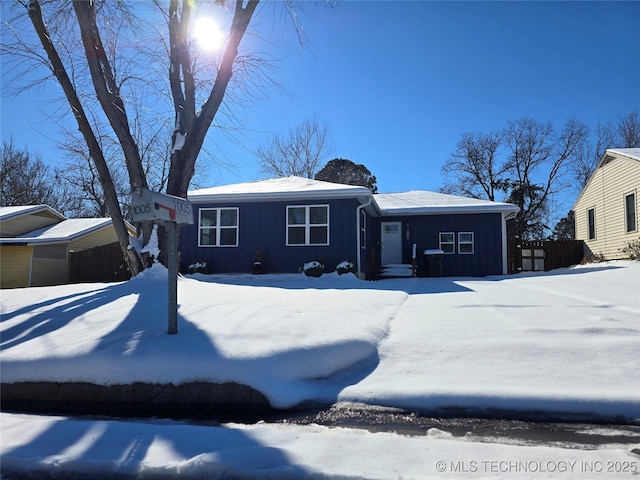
573,148,640,259
0,205,65,238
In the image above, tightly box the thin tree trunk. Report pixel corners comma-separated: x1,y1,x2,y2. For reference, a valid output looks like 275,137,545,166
27,0,143,276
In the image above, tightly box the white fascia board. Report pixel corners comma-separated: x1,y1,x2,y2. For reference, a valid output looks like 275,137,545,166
377,204,520,216
0,204,66,222
188,189,371,203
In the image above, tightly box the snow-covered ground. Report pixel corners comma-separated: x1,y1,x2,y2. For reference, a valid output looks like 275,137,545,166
2,412,639,479
1,261,639,478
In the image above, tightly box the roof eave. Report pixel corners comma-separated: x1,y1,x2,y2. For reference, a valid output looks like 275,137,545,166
1,220,114,246
379,205,520,216
188,189,370,203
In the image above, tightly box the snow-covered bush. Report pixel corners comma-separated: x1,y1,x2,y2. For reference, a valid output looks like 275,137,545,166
188,261,210,274
303,260,324,277
620,237,640,260
336,260,355,275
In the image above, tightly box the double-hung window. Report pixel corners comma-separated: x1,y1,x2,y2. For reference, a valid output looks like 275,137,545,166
625,192,637,233
287,205,329,246
198,208,239,247
439,232,455,254
458,232,474,254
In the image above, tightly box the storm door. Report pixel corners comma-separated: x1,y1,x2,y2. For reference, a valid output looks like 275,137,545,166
381,221,402,265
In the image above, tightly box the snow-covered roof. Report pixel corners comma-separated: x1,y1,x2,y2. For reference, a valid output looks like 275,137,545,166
0,218,113,245
188,176,371,203
607,148,640,162
0,204,65,222
373,191,520,216
188,176,519,215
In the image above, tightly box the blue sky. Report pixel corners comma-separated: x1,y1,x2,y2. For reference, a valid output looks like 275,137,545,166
2,1,639,212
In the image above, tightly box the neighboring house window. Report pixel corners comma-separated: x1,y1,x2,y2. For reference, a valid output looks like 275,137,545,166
199,208,239,247
587,207,596,240
439,232,455,254
625,192,637,233
360,210,367,249
458,232,474,254
287,205,329,246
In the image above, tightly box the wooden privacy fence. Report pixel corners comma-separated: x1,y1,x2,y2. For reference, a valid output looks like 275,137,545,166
507,239,585,274
68,242,131,284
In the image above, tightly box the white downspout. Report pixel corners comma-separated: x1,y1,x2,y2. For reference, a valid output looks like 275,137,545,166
356,197,373,279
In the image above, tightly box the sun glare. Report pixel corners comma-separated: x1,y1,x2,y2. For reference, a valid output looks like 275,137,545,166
192,17,225,51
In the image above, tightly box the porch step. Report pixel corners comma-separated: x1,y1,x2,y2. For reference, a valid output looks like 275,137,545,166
378,264,414,278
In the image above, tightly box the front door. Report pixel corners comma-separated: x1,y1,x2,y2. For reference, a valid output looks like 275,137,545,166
381,221,402,265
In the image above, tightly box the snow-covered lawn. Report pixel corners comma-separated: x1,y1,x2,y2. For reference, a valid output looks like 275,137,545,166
1,261,639,478
2,261,638,416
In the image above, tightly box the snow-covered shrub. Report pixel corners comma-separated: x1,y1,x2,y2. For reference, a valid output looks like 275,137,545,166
303,260,324,277
620,237,640,260
336,260,355,275
188,260,210,274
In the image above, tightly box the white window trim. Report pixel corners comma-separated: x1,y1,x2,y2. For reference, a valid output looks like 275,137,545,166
439,232,455,254
286,204,330,246
624,191,637,234
587,206,596,240
458,232,475,254
198,207,239,247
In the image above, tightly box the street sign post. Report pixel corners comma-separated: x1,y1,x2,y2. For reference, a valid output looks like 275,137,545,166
132,188,194,334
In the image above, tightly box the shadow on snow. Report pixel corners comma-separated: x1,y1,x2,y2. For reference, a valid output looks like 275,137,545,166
1,415,314,478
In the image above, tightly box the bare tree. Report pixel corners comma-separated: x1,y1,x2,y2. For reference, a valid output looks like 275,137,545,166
570,120,616,189
440,131,508,201
569,111,638,190
0,139,60,209
256,115,334,178
616,111,640,148
440,117,588,239
55,114,173,219
3,0,269,274
503,117,588,239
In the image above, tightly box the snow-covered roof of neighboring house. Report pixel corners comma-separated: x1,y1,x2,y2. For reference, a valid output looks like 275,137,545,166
607,148,640,162
373,191,520,216
188,176,371,203
0,218,113,246
0,204,65,222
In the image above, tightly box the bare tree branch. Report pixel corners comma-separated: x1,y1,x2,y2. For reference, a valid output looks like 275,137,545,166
256,115,334,178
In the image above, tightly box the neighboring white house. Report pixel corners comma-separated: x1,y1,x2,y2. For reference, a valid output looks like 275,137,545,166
573,148,640,259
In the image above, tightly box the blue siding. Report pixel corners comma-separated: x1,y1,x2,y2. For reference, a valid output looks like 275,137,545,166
179,198,362,274
368,213,505,277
